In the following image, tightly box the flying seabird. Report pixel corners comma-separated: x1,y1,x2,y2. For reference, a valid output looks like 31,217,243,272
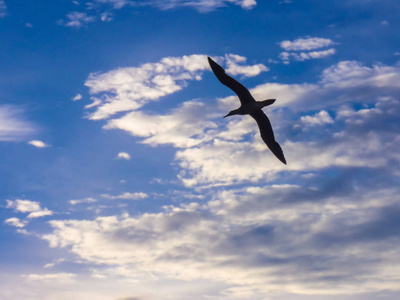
208,56,286,164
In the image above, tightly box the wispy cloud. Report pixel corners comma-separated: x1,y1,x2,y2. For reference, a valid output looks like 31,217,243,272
62,12,95,27
23,273,77,283
101,192,148,200
280,48,336,62
0,0,6,17
69,197,97,205
280,37,335,51
0,106,36,142
94,0,257,12
4,217,27,228
279,37,336,63
61,0,257,27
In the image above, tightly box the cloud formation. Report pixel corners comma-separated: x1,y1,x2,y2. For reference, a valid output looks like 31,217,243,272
280,37,335,51
83,55,400,188
84,54,267,120
279,37,336,63
6,199,53,219
41,181,400,297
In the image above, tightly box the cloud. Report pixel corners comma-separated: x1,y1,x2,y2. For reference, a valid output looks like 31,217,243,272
0,105,36,142
116,152,131,160
83,55,400,188
101,192,148,200
40,179,400,297
23,273,77,283
94,0,257,12
321,60,400,89
280,37,335,51
300,110,334,126
279,37,336,63
69,197,97,205
28,140,49,148
224,54,269,76
0,0,6,17
280,48,336,62
104,100,219,148
6,199,53,219
4,217,27,228
84,54,209,120
84,54,265,120
62,1,257,28
72,93,83,101
63,12,95,27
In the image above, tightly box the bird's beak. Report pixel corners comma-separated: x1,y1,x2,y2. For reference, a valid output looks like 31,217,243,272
223,114,229,118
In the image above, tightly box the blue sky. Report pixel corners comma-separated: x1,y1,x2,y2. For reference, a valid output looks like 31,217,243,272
1,0,400,299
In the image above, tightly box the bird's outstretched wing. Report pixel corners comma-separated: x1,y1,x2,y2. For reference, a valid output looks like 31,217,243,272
250,109,286,164
208,57,255,105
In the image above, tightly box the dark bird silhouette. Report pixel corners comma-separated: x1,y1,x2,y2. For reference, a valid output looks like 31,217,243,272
208,56,286,164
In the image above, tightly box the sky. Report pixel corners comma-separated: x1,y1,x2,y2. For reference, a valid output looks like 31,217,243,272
1,0,400,299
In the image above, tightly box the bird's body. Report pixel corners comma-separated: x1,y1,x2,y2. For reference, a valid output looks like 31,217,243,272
208,56,286,164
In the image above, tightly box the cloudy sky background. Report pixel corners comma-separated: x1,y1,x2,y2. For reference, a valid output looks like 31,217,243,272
1,1,400,299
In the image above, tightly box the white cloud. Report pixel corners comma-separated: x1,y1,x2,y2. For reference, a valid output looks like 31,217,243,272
85,56,400,187
104,100,218,148
28,140,49,148
280,37,335,51
280,48,336,62
85,54,266,128
69,197,97,205
0,105,36,142
224,53,269,76
23,273,77,282
116,152,131,160
279,37,336,62
101,192,148,200
44,258,66,268
300,110,334,126
27,209,53,219
4,217,27,228
6,199,53,219
40,183,400,297
321,60,400,89
84,54,210,120
0,0,6,18
95,0,256,12
72,93,82,101
64,12,95,27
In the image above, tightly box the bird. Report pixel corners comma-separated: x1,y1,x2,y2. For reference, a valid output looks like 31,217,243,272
208,56,286,164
